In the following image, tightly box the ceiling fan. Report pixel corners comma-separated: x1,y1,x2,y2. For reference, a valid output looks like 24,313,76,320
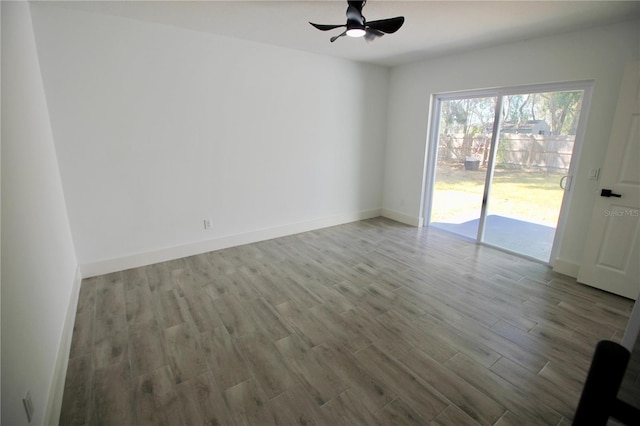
309,0,405,43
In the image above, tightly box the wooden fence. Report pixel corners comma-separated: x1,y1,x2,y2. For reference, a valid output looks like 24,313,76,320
437,134,574,172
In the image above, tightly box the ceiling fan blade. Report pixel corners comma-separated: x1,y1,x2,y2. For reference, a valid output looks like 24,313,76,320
364,28,384,43
309,22,346,31
366,16,405,34
330,31,348,43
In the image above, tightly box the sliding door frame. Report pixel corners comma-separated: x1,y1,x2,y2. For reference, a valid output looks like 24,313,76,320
421,80,594,265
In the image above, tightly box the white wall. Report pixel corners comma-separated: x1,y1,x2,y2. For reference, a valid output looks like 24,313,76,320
1,2,80,425
29,4,389,275
382,20,640,274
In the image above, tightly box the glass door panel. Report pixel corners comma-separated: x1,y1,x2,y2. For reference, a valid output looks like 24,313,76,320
430,96,497,240
483,90,584,261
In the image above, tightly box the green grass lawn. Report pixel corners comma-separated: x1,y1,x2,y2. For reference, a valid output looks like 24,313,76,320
432,163,566,225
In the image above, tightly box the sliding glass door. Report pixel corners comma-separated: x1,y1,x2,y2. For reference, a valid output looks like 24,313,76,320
430,96,497,240
427,84,590,263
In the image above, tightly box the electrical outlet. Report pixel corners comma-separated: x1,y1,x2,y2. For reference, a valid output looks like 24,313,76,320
23,390,34,423
203,219,212,230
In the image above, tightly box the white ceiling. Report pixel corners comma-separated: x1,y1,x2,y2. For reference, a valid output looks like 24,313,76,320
45,0,640,66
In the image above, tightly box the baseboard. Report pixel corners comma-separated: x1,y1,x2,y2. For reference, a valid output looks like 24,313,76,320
81,209,382,278
381,208,423,227
552,257,580,278
43,266,82,426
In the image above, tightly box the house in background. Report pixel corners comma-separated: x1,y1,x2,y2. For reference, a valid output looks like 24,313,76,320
501,120,551,136
2,1,639,424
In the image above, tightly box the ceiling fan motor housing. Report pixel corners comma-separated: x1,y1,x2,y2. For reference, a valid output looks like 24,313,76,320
347,18,366,37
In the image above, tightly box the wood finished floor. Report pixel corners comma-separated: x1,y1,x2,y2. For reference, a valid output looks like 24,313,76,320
60,217,635,426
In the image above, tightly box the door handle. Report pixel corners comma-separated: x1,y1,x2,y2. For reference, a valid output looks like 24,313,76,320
601,189,622,198
560,176,568,189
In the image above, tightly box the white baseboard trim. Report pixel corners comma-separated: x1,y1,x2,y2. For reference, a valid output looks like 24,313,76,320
81,209,382,278
552,258,580,278
44,265,82,426
381,208,423,227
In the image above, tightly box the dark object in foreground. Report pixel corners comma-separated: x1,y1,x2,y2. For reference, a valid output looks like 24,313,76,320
573,340,640,425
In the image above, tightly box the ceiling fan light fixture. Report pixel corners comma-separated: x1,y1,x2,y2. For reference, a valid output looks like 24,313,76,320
346,15,365,37
346,28,366,37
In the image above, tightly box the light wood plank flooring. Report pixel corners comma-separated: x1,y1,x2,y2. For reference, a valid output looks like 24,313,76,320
60,217,635,425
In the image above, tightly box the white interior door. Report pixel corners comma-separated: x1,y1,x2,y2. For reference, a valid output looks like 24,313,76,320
578,61,640,300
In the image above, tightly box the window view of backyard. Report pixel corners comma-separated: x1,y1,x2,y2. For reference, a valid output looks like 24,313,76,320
430,90,584,262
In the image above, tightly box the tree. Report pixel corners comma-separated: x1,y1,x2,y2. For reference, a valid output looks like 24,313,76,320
502,91,583,135
544,91,582,135
503,94,530,125
440,97,496,135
